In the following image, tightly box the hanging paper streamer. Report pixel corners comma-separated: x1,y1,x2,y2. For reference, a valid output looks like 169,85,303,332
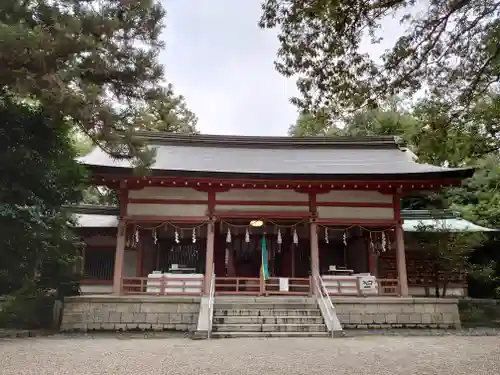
324,227,329,244
277,228,282,244
245,228,250,243
134,227,140,245
381,231,387,252
226,227,232,243
174,228,180,244
293,227,298,245
192,228,197,243
152,228,158,244
369,232,375,253
343,231,347,246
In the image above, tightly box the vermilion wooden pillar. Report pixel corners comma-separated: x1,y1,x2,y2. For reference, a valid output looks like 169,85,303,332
204,220,215,295
113,185,128,295
310,220,320,295
112,220,126,294
393,194,409,297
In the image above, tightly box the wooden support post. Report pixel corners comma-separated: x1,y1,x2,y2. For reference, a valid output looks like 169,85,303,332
310,220,320,295
112,220,126,295
136,235,144,277
204,220,215,295
395,223,409,297
393,194,409,297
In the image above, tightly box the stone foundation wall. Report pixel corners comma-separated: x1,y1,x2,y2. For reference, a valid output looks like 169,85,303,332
332,297,461,329
60,295,200,332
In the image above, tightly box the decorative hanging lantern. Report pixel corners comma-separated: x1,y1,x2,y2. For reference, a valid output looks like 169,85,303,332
192,228,197,243
245,228,250,243
174,228,180,244
152,228,158,244
324,227,329,244
226,227,232,243
293,227,299,245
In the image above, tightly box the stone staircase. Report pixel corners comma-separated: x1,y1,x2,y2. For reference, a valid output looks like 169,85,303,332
210,296,329,338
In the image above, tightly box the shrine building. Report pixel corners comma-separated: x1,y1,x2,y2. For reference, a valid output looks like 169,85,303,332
61,132,485,336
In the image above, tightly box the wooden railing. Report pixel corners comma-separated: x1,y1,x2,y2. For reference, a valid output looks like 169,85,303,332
215,277,312,295
120,275,399,297
264,277,311,296
215,277,261,295
121,276,204,296
323,276,400,297
378,278,400,296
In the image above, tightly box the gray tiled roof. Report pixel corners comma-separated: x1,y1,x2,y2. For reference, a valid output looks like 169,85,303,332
78,133,474,179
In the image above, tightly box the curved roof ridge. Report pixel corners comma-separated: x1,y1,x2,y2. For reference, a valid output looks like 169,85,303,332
130,131,399,149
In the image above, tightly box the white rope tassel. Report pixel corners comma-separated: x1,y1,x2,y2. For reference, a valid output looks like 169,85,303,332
226,227,232,243
293,227,298,245
324,227,329,244
174,228,180,244
192,228,196,243
277,228,282,244
152,228,158,244
381,231,387,252
245,228,250,243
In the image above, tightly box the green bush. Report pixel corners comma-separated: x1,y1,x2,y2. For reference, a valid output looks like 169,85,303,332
458,299,500,328
0,293,56,329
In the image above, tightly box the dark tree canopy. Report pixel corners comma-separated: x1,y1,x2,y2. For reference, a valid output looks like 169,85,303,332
0,0,196,165
260,0,500,116
0,94,86,296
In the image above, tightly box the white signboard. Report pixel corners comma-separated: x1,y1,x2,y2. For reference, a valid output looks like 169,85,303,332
359,276,376,290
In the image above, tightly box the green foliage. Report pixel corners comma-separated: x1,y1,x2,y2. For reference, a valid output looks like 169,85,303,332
0,0,197,165
459,299,500,328
260,0,500,119
0,94,85,298
0,286,57,329
413,220,483,297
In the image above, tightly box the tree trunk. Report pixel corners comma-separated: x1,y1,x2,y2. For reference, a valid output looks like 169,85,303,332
442,273,448,298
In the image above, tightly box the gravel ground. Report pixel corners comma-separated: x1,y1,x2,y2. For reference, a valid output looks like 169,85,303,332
1,335,500,375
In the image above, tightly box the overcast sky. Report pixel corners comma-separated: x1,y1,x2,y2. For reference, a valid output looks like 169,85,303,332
160,1,403,136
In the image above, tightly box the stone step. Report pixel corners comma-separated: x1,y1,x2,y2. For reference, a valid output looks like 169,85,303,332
213,316,325,325
214,309,322,317
210,331,331,339
214,303,318,310
213,323,328,333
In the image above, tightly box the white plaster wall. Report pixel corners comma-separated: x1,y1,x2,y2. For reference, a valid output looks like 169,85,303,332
215,205,309,213
317,206,395,220
126,203,207,217
216,189,308,202
128,187,208,200
317,190,393,204
409,286,465,297
80,284,112,294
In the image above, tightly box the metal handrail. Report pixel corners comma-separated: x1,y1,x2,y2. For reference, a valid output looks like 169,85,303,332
313,270,337,338
207,264,215,339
